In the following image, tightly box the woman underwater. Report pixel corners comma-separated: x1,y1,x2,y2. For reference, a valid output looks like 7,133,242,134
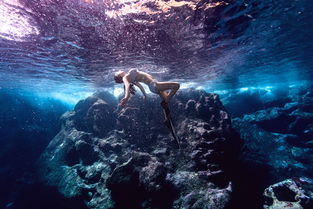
114,69,180,107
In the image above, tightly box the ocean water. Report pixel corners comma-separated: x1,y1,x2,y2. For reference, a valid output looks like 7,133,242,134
1,0,313,208
1,0,312,99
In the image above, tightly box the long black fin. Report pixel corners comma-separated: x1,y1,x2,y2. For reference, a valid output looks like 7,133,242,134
161,101,181,148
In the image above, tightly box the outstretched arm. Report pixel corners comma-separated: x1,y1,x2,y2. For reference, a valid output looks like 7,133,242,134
134,82,147,97
120,76,130,106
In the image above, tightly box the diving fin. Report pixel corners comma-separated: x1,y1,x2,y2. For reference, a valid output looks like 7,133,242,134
161,101,181,147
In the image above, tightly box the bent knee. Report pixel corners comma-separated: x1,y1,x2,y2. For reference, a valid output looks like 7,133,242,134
174,83,180,90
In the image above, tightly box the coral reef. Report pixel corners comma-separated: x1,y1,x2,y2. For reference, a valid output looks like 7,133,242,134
38,89,242,209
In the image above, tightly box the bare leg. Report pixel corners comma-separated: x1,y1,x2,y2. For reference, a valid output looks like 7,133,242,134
159,91,168,102
158,85,181,147
156,82,180,103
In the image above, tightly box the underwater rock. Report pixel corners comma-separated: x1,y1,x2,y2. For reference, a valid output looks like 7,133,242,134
38,89,242,209
263,177,313,209
167,171,232,209
106,152,172,209
73,92,117,137
232,85,313,181
222,87,291,118
227,85,313,209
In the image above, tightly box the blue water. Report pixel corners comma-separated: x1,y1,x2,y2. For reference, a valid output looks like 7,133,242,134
0,0,312,105
1,1,313,208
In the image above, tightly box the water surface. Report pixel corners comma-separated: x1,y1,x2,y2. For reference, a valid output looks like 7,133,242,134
0,0,312,104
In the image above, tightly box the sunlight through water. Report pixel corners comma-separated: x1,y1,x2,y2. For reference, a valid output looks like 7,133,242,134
0,0,39,41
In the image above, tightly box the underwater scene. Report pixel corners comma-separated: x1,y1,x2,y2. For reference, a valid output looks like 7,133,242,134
0,0,313,209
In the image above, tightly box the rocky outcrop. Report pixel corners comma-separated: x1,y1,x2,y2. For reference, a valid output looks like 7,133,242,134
222,85,313,209
38,89,242,209
263,177,313,209
232,86,313,180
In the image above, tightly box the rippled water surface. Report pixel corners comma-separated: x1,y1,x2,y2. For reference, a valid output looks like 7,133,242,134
0,0,312,101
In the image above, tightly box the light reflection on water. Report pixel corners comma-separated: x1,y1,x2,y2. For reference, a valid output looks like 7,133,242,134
0,0,312,101
0,0,39,41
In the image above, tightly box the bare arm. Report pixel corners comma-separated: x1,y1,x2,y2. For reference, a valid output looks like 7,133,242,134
119,76,130,107
123,76,131,99
134,82,147,97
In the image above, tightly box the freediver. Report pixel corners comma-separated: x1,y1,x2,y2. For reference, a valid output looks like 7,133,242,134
114,69,180,107
114,69,180,143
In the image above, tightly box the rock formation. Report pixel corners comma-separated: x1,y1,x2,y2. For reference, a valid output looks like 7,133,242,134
263,177,313,209
38,89,242,209
232,86,313,180
220,85,313,209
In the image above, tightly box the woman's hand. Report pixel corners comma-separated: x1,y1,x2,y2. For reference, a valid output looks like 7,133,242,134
119,97,128,107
